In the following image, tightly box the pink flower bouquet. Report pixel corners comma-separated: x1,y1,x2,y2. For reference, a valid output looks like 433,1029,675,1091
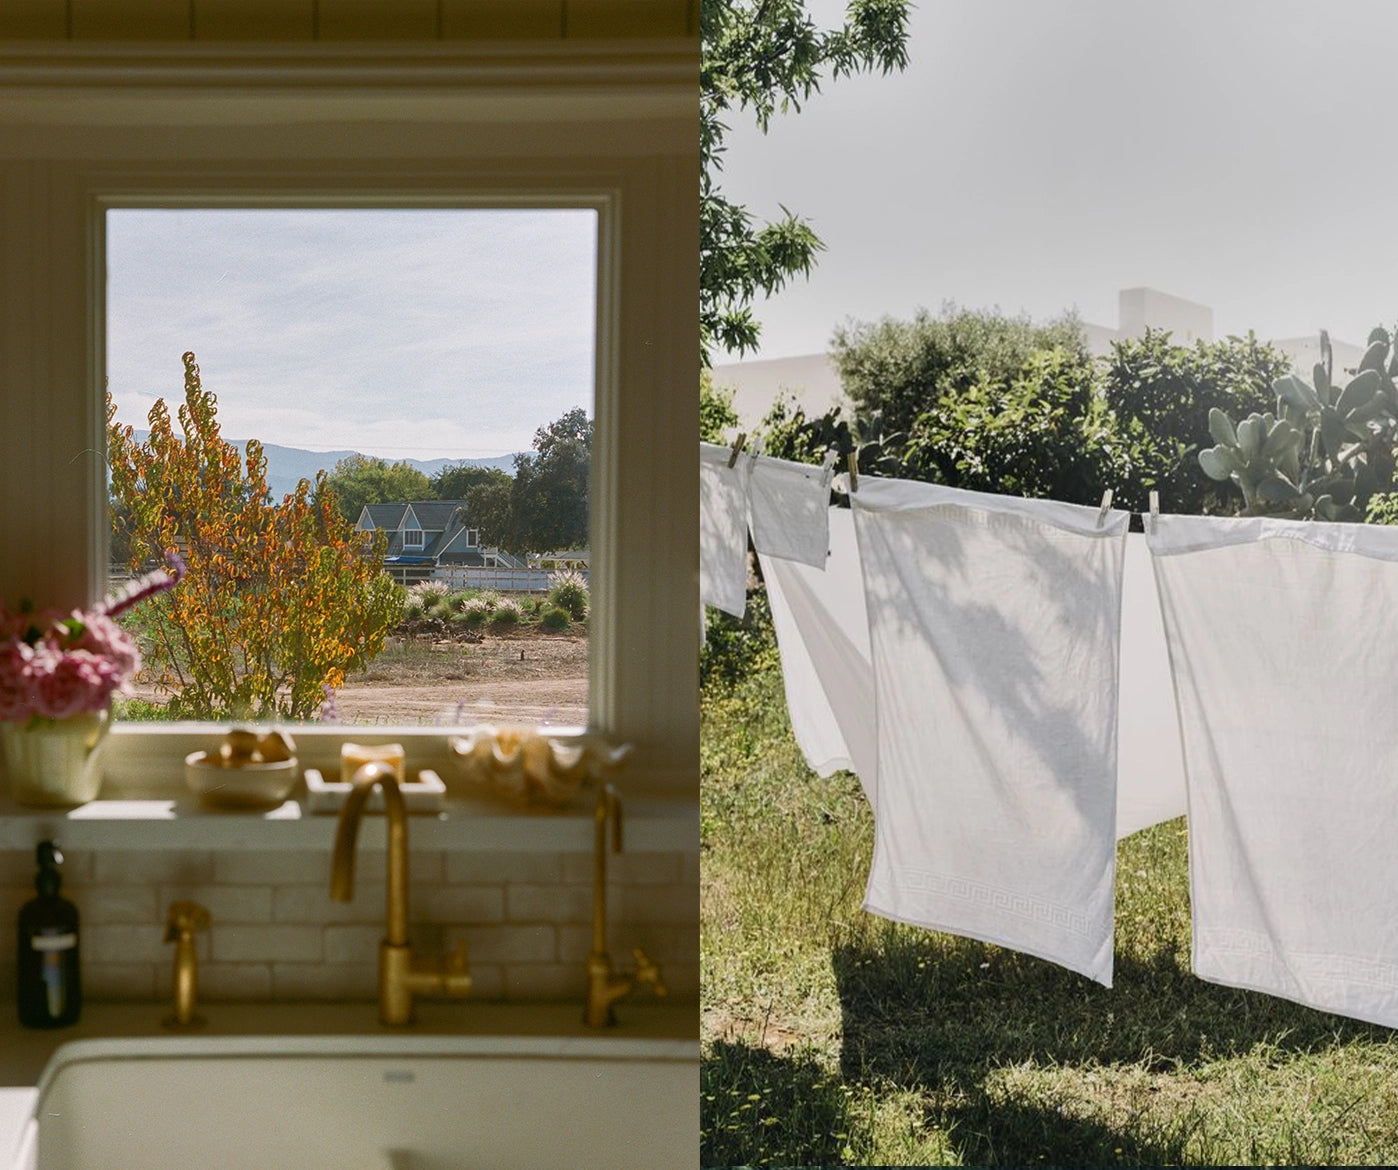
0,555,185,725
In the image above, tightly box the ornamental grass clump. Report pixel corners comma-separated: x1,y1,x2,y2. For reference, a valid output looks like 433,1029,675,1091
539,606,571,631
487,598,522,629
546,569,589,621
452,599,489,630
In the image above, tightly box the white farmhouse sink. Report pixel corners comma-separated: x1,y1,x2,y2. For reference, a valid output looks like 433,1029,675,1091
15,1033,696,1169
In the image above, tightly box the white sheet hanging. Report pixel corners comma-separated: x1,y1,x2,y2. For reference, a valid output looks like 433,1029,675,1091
1149,511,1398,1028
700,441,750,617
852,479,1128,986
759,507,877,807
748,452,832,569
1116,532,1189,837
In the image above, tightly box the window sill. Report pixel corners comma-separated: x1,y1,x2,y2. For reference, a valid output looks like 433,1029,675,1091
0,788,697,852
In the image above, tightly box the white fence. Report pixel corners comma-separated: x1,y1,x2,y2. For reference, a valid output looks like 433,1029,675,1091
419,566,588,594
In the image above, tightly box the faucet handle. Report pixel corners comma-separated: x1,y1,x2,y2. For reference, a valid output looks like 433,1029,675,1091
632,947,667,997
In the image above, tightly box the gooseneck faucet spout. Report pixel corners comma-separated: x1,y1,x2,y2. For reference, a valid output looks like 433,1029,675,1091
331,760,471,1025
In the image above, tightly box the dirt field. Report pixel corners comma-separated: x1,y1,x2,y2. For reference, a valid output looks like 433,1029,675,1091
338,629,588,726
129,629,589,726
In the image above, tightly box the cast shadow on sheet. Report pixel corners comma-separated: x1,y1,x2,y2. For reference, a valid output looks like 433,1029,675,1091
867,513,1118,828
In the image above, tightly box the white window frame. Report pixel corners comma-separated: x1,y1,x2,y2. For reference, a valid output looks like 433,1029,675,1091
0,44,698,795
402,528,425,550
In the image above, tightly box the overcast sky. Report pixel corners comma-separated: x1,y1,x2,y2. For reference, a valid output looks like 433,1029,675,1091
718,0,1398,362
107,208,597,461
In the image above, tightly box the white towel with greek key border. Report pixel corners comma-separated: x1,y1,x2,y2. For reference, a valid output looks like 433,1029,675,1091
760,507,877,808
853,479,1128,986
700,442,751,617
1149,512,1398,1027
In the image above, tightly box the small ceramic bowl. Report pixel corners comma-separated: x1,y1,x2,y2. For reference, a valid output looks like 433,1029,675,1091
185,750,299,809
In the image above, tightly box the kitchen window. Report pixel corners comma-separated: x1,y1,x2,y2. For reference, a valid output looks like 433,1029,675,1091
0,43,698,792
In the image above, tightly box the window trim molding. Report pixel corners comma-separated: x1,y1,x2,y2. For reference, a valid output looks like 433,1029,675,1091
92,178,625,786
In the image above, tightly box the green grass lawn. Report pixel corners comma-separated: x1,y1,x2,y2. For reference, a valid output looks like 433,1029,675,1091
701,650,1398,1167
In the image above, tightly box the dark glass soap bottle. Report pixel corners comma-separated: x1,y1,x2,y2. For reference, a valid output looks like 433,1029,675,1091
17,841,81,1028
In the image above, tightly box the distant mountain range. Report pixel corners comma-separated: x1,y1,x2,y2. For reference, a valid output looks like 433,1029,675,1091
129,432,520,502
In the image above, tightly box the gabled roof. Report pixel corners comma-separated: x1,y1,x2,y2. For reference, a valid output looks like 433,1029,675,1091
358,503,406,530
405,500,470,531
356,500,471,532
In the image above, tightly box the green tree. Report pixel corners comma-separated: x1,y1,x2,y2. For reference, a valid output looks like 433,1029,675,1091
463,478,514,550
700,369,740,443
901,346,1116,504
831,303,1090,438
509,407,592,553
701,0,911,361
1103,328,1292,515
319,454,433,524
432,462,511,500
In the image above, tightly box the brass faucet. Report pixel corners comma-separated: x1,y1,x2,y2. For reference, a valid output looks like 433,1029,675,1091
330,760,472,1025
163,900,210,1029
585,783,667,1027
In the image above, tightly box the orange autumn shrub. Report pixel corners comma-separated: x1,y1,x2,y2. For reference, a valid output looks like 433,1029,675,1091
107,352,402,719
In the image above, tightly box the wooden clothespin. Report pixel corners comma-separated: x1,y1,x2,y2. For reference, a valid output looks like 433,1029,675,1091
1096,489,1113,530
846,451,859,493
1148,490,1160,535
819,448,839,488
727,432,747,468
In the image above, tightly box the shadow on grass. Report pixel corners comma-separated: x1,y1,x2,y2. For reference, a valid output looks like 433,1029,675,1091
835,934,1388,1079
830,930,1392,1166
701,1040,867,1168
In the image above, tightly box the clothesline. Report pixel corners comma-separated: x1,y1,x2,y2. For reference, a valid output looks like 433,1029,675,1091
701,441,1398,1031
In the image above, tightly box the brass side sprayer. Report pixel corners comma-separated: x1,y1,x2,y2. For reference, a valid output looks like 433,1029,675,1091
163,900,210,1029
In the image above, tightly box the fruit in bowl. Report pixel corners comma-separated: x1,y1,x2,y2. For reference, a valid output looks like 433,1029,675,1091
186,729,299,809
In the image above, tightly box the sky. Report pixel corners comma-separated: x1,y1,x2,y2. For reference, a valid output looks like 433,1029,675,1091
106,208,597,461
717,0,1398,362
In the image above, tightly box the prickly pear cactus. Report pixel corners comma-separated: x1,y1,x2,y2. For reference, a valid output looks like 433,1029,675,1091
1198,327,1398,521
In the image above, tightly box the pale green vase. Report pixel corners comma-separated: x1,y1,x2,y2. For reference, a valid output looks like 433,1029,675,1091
0,710,110,807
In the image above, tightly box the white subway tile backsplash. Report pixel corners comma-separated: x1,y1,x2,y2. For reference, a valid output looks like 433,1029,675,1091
214,851,328,885
84,962,158,1001
272,961,377,1001
562,851,681,887
159,885,273,924
503,963,578,1001
87,923,207,965
0,837,695,1006
274,883,383,924
621,884,697,925
95,850,214,886
0,849,94,886
446,850,563,885
212,924,323,964
467,924,555,965
323,924,382,965
462,963,504,999
72,885,159,925
506,883,593,924
412,886,505,924
198,962,273,1001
